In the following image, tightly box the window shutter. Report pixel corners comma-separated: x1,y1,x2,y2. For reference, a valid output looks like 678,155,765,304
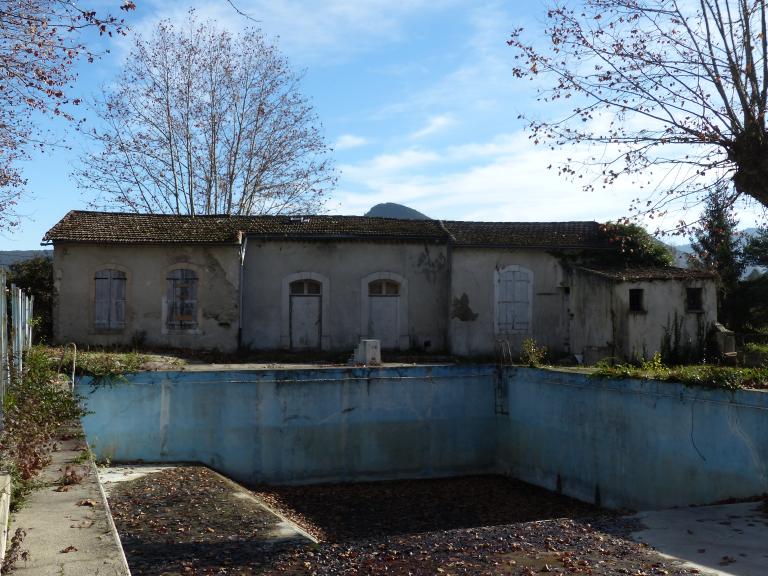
513,270,530,330
111,271,126,328
497,267,532,334
94,272,110,328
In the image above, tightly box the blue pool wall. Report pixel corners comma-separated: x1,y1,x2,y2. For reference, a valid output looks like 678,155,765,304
79,365,768,510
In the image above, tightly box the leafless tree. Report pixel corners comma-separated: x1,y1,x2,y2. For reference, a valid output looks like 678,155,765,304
76,12,336,216
508,0,768,232
0,0,134,231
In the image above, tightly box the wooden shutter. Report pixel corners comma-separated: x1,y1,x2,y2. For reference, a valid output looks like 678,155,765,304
513,269,530,330
111,271,126,328
497,267,531,334
94,271,110,328
94,269,126,329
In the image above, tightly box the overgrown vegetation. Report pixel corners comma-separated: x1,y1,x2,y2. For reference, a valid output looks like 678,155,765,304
520,337,547,367
1,347,86,510
7,256,53,343
597,223,674,268
54,347,146,384
592,353,768,391
743,342,768,367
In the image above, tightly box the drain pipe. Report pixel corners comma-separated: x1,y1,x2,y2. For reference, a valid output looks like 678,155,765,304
237,235,249,350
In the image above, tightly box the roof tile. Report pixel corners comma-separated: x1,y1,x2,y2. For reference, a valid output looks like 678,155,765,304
577,266,716,281
43,210,611,249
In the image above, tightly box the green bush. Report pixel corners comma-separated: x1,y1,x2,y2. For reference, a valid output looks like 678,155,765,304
520,337,547,367
592,357,768,391
1,347,86,509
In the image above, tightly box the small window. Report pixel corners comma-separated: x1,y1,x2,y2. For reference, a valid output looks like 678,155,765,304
369,279,400,296
94,269,126,330
629,288,644,313
290,279,322,295
686,287,703,312
167,269,198,329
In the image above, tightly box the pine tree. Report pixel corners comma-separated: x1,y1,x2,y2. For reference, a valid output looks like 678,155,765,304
689,188,745,325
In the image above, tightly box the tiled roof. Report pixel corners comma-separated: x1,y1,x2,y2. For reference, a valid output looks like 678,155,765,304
42,211,446,245
442,220,606,248
577,266,717,281
43,210,611,249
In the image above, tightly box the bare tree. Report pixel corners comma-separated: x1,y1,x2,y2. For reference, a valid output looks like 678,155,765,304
76,12,336,216
0,0,134,231
508,1,768,232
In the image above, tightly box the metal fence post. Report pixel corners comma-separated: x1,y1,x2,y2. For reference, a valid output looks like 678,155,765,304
0,271,7,402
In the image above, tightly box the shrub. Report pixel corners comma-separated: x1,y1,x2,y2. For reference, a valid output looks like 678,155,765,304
1,347,85,509
520,337,547,367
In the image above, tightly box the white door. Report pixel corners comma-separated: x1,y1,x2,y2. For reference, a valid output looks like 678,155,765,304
369,297,399,349
367,279,400,349
290,296,321,349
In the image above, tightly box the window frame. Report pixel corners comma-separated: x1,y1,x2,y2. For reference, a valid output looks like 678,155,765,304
165,268,200,331
686,287,704,313
628,288,645,313
368,279,400,297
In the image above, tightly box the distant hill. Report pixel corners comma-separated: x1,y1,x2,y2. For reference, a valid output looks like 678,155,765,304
0,250,52,270
365,203,431,220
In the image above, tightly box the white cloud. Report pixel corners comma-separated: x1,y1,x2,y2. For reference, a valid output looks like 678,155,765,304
409,115,456,139
130,0,461,64
334,134,369,150
332,129,708,228
339,148,442,186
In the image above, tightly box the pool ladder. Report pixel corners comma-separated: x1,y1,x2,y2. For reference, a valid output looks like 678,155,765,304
494,340,511,415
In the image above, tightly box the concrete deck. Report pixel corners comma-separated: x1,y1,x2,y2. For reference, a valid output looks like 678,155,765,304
631,502,768,576
8,431,130,576
97,463,316,543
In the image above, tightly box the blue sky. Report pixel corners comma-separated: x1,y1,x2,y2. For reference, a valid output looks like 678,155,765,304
5,0,757,249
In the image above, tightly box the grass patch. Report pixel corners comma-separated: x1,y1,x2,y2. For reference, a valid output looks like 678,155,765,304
591,354,768,390
56,348,146,376
743,342,768,367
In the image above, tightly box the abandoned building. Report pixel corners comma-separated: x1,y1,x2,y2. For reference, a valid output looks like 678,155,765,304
43,211,717,362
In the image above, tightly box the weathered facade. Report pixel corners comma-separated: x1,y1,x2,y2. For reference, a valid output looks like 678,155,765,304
241,240,449,351
569,268,718,364
44,211,718,362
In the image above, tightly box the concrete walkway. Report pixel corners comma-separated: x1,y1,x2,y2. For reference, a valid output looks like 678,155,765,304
8,431,130,576
631,502,768,576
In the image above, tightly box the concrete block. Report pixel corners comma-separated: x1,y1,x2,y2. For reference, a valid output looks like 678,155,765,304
353,339,381,365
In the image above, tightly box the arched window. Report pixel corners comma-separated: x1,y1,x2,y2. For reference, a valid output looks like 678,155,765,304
94,269,126,330
290,279,322,295
166,269,198,329
368,279,400,296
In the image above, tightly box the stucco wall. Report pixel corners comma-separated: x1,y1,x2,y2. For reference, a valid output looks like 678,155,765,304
241,240,449,352
567,271,615,364
80,365,497,484
449,248,570,357
569,270,717,363
53,243,241,351
615,278,717,361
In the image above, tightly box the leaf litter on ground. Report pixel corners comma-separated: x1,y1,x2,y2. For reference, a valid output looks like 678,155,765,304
106,466,707,576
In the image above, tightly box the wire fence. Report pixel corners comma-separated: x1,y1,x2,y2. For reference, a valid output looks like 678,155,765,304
0,269,35,402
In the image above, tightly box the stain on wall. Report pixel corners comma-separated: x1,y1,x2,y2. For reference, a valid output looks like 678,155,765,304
451,293,479,321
